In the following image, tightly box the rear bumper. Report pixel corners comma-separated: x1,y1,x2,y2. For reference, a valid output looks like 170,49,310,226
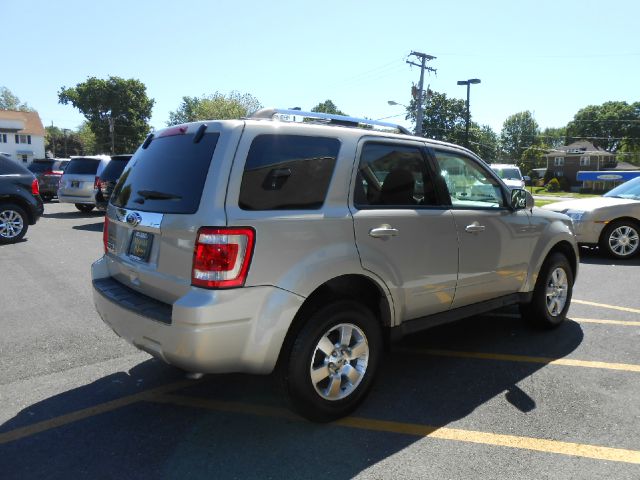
91,256,304,374
57,190,96,205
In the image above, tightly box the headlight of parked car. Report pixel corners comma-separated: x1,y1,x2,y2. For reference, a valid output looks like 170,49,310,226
564,210,586,222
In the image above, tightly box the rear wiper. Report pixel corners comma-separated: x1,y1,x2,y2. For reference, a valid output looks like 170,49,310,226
136,190,182,200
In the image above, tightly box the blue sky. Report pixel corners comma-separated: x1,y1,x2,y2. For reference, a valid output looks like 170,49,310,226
5,0,638,136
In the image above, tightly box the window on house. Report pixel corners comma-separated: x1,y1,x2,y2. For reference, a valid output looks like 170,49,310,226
580,156,590,166
0,133,7,143
554,157,564,166
555,171,564,177
15,134,31,144
21,154,28,163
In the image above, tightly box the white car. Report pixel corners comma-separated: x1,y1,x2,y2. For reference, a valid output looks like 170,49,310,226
491,164,526,190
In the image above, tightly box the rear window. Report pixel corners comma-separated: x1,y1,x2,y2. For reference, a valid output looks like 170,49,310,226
28,160,55,173
111,132,219,214
99,158,130,181
239,135,340,210
65,158,101,175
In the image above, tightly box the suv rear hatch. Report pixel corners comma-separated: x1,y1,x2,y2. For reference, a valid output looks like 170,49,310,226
103,124,235,304
59,157,101,201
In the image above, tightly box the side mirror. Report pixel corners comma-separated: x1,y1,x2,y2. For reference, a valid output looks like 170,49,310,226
511,188,534,210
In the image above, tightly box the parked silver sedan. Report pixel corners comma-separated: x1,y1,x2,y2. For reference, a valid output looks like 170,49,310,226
542,177,640,259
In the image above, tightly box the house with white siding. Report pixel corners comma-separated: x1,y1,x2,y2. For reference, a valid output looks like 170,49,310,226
0,110,46,164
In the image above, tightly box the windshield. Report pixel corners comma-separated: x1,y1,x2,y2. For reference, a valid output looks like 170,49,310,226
604,177,640,200
99,158,130,181
493,167,522,180
28,161,55,173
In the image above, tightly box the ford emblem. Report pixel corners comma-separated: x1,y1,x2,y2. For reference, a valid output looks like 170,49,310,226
126,212,142,227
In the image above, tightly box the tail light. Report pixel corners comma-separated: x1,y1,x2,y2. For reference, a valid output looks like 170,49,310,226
192,227,255,289
94,176,101,190
103,216,109,253
31,178,40,196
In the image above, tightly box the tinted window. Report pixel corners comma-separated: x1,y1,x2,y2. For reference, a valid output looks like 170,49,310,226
100,158,130,181
239,135,339,210
28,160,56,173
65,158,100,175
0,156,31,175
111,132,219,214
355,143,438,208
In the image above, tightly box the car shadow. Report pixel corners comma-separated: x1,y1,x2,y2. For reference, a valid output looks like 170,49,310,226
72,221,104,232
578,246,640,266
0,315,583,479
42,211,104,219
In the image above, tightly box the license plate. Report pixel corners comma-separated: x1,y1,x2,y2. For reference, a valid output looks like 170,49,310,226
128,231,153,262
71,180,80,188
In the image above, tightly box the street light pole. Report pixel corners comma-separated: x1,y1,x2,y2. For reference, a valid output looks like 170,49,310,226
457,78,481,148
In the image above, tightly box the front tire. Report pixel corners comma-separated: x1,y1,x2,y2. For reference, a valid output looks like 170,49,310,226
521,252,573,329
75,203,95,213
599,220,640,259
0,203,28,244
280,300,382,422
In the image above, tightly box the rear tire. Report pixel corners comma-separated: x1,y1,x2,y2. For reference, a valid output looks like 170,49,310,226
599,220,640,259
520,252,573,329
75,203,95,213
280,300,382,422
0,203,28,244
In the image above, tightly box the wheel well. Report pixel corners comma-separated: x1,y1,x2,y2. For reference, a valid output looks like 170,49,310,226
0,196,34,224
547,241,578,281
275,275,391,369
597,217,640,243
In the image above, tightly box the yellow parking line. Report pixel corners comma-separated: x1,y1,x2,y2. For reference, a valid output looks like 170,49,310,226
573,299,640,314
0,380,194,445
572,317,640,327
151,394,640,465
399,348,640,373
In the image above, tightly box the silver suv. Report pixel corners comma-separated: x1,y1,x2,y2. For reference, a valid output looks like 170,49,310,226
92,109,578,421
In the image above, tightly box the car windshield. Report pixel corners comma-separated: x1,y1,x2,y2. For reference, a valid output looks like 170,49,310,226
27,161,55,173
604,177,640,200
493,167,522,180
65,158,100,175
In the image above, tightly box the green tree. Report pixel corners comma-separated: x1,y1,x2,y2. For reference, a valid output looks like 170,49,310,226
566,101,640,152
311,100,346,116
167,91,262,125
540,127,567,149
499,111,540,161
468,124,499,161
45,126,85,157
58,76,154,154
0,86,33,111
76,122,97,154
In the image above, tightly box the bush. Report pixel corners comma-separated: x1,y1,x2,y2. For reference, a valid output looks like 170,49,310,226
558,176,571,192
543,169,554,185
546,178,560,192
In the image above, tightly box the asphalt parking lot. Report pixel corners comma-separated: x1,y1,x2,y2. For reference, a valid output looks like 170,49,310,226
1,202,639,479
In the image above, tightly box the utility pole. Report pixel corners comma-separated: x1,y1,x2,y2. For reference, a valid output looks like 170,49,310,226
108,115,115,155
63,128,69,157
406,51,436,136
51,121,55,157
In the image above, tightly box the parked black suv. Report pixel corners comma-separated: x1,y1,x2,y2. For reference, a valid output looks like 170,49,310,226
0,155,44,243
27,158,70,201
95,154,132,211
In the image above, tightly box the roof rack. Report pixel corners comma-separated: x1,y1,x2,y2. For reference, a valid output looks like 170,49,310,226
249,108,411,135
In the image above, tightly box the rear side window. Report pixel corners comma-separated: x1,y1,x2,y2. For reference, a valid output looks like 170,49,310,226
239,135,340,210
111,132,219,214
100,158,130,181
65,158,100,175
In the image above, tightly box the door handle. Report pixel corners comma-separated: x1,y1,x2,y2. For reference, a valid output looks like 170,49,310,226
465,222,486,233
369,225,399,238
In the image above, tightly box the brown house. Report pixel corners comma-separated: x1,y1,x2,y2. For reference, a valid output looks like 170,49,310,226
542,140,616,188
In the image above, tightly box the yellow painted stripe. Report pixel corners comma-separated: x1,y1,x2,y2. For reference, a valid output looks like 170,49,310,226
572,317,640,327
573,299,640,314
486,312,640,326
399,348,640,373
152,394,640,465
0,380,194,445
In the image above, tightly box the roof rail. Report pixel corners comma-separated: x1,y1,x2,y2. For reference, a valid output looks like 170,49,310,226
249,108,412,135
